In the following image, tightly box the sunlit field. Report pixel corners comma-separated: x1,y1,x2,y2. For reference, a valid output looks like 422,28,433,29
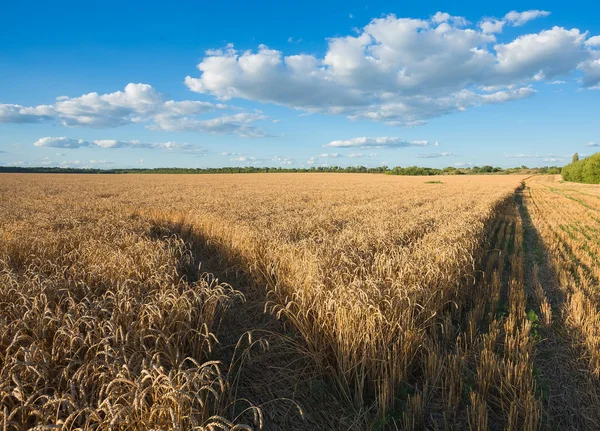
2,173,600,430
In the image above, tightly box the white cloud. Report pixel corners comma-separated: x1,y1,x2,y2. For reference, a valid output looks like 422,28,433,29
579,58,600,88
0,104,55,123
480,19,504,34
88,159,114,165
185,13,596,126
229,155,272,164
53,83,162,127
33,136,206,153
586,36,600,47
306,152,344,165
60,160,81,166
504,152,579,163
548,80,567,85
272,155,295,165
230,156,255,162
151,112,272,137
431,12,468,26
221,151,246,156
0,83,271,137
584,142,599,147
348,152,378,158
493,27,587,83
505,153,541,158
34,137,90,148
415,152,454,158
325,137,434,148
54,159,115,168
504,10,550,27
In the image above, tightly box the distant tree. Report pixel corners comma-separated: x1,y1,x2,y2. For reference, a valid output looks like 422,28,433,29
573,153,579,163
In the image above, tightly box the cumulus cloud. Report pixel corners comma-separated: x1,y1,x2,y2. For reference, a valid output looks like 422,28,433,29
480,11,551,35
185,12,597,126
480,19,504,34
0,83,271,137
494,27,588,83
586,36,600,47
324,137,434,148
579,58,600,88
0,104,55,123
33,136,206,153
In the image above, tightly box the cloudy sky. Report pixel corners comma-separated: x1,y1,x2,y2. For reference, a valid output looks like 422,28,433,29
1,1,599,169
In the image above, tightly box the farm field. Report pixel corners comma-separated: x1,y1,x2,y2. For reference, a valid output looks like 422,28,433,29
1,173,599,430
521,175,600,429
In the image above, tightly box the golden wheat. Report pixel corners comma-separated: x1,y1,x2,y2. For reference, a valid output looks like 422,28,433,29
0,172,580,430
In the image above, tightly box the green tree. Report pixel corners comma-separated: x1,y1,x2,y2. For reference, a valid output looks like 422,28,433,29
582,153,600,184
573,153,579,163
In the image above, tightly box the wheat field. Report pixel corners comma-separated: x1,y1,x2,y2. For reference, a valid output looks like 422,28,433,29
1,173,600,430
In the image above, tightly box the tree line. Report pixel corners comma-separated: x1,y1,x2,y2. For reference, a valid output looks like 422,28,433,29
561,152,600,184
0,164,562,175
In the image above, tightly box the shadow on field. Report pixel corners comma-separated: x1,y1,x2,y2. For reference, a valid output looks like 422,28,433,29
515,183,600,430
147,219,363,431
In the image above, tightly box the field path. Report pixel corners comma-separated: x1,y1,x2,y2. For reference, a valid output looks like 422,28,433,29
519,179,600,430
147,217,364,431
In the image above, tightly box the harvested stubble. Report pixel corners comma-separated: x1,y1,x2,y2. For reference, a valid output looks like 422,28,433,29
0,173,549,430
521,175,600,429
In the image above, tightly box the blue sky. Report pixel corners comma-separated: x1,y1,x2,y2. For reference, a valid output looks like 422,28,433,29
1,0,599,169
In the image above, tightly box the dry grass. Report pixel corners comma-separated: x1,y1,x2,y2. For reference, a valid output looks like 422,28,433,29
0,172,570,430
